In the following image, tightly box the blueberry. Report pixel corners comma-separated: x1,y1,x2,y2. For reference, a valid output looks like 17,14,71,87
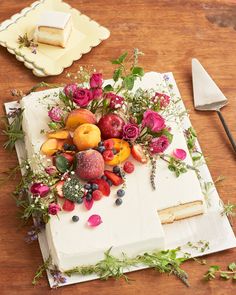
97,146,106,153
84,183,91,190
98,141,104,147
86,193,92,201
77,197,83,204
115,198,123,206
92,183,99,190
101,175,108,181
63,143,70,150
117,189,125,197
113,166,120,174
69,145,77,151
72,215,79,222
107,179,113,186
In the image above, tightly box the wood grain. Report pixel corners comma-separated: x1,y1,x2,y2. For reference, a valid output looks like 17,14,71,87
0,0,236,294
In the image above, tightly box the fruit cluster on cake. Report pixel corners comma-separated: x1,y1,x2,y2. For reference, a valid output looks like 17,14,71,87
19,55,205,272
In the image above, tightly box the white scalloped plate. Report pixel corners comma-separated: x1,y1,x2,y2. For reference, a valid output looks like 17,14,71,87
0,0,110,76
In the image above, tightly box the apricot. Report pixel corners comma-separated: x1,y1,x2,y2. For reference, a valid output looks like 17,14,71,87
73,123,101,151
105,138,131,166
40,138,59,156
47,130,70,140
65,109,97,131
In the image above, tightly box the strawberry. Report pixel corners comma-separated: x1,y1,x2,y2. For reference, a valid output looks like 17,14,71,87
103,150,114,161
131,144,148,164
55,180,65,198
123,161,135,173
104,170,124,186
91,179,110,196
62,199,75,211
92,190,103,201
104,139,114,150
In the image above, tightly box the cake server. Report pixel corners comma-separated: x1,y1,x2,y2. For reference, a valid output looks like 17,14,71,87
192,58,236,153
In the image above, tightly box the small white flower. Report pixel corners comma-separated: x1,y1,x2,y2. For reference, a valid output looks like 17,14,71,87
71,171,75,175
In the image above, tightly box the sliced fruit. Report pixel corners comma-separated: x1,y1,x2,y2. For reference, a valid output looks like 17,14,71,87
91,179,110,196
62,199,75,211
65,108,97,131
84,198,94,210
131,144,148,164
55,180,65,198
40,138,59,156
60,153,75,164
105,138,131,166
104,170,124,186
47,130,70,140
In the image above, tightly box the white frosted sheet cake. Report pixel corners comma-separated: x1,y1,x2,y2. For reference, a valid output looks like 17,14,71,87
20,72,205,271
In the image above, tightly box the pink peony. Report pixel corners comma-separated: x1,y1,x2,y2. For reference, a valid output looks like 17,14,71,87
173,148,187,160
92,88,103,99
106,92,124,109
73,88,93,107
48,107,64,122
153,92,170,108
30,183,50,197
142,109,165,132
90,73,103,88
48,203,61,215
63,83,77,97
122,123,140,141
149,135,169,154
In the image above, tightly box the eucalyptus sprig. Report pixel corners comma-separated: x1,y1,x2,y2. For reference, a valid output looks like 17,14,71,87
2,108,24,150
204,263,236,281
221,201,236,218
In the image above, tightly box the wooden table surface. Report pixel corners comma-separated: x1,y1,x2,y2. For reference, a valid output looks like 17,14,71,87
0,0,236,294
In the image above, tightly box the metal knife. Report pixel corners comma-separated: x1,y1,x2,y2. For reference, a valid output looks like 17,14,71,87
192,58,236,153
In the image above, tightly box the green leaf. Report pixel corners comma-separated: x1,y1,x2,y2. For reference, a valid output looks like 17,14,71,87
113,68,122,82
228,262,236,271
220,272,230,280
123,75,135,90
55,155,70,173
232,274,236,280
111,52,128,64
209,265,220,272
103,84,113,92
132,66,144,77
162,129,173,143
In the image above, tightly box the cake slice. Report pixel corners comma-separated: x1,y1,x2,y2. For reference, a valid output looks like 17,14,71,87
35,11,72,48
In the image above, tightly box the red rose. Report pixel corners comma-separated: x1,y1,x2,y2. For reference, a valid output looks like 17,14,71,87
73,88,93,107
90,73,103,88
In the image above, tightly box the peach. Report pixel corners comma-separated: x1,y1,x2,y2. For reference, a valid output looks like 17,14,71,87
65,109,97,131
73,123,101,151
47,130,70,140
40,138,59,156
75,150,104,180
105,138,131,166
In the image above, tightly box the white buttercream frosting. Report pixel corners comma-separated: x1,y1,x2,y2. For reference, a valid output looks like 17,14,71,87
37,11,71,29
20,73,205,271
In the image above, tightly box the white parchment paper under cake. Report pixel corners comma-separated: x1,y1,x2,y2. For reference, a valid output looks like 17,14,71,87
5,72,236,288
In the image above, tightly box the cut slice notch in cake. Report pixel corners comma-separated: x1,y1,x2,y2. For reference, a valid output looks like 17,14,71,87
34,11,72,48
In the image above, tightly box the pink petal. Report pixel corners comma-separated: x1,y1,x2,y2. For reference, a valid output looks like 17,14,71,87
84,198,94,210
173,148,187,160
87,214,102,227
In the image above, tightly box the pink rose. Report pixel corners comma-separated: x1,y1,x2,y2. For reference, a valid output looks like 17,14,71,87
106,92,124,109
73,88,93,107
48,203,61,215
122,123,140,141
45,166,57,176
90,73,103,88
173,148,187,160
92,88,103,99
152,92,170,108
63,83,77,97
48,107,64,122
30,183,50,197
149,135,169,154
142,109,165,132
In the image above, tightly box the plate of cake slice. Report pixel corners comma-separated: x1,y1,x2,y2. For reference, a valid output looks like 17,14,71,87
0,0,110,76
4,68,236,287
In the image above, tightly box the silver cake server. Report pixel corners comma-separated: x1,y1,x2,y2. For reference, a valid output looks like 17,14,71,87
192,58,236,153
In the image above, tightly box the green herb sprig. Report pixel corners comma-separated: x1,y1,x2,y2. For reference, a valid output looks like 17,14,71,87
204,263,236,281
18,33,38,54
2,108,24,150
